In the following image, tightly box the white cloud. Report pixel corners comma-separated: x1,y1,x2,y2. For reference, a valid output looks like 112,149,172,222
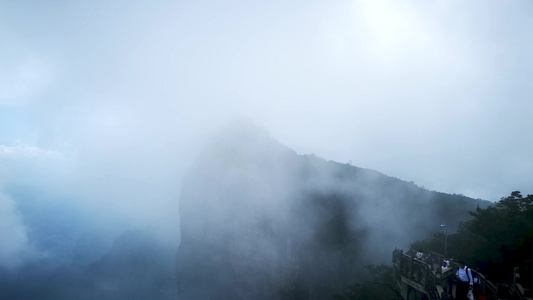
359,0,413,48
0,192,34,268
0,144,62,160
0,57,55,107
0,144,75,201
0,0,531,225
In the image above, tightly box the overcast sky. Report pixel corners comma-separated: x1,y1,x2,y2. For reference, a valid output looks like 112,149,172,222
1,0,532,233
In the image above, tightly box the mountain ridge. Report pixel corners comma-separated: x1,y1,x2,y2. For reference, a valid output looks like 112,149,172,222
176,122,489,299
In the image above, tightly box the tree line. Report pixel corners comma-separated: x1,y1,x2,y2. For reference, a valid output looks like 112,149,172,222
411,191,533,283
335,191,533,299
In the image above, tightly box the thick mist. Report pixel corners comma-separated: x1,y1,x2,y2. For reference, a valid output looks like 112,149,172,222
0,192,33,268
1,0,532,299
176,122,488,299
0,121,487,299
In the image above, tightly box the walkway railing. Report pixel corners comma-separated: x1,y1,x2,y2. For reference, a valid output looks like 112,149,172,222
392,249,501,300
392,249,451,300
507,267,532,300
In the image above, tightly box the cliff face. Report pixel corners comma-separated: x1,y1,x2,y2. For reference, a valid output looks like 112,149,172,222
176,123,489,299
177,124,301,299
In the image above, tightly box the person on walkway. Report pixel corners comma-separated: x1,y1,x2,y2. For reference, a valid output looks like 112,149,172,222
444,257,450,268
455,261,473,300
415,249,424,260
441,261,448,271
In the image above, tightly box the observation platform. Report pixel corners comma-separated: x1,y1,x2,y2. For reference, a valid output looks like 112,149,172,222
392,249,531,300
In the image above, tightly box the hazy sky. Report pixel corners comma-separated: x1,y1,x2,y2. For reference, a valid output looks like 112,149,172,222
1,0,532,242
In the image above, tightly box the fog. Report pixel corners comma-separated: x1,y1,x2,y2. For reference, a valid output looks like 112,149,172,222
176,122,488,298
1,0,532,298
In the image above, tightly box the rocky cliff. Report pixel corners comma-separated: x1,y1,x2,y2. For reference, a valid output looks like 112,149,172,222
176,122,489,299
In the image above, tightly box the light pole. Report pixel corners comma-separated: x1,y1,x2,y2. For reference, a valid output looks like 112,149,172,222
440,224,447,256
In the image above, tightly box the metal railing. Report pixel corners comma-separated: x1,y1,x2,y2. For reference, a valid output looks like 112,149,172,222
508,267,531,300
393,249,451,300
392,249,501,300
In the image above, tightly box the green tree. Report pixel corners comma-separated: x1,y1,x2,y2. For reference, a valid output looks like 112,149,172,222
410,191,533,282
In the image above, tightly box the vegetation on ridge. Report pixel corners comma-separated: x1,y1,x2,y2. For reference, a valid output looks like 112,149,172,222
335,191,533,299
410,191,533,283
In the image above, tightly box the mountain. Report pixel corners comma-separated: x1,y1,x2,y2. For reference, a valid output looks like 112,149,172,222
0,229,175,300
176,122,490,299
81,229,175,300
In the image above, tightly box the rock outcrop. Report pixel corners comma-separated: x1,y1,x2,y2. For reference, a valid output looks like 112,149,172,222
176,122,490,299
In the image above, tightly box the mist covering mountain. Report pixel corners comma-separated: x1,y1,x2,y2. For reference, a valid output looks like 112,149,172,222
0,123,490,299
0,187,176,300
176,122,490,299
0,227,175,300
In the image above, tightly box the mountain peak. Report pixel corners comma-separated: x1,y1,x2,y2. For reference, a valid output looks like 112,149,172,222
196,120,296,170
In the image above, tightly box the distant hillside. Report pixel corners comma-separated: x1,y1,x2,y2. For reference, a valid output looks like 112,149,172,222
1,186,175,300
176,122,491,299
0,229,174,300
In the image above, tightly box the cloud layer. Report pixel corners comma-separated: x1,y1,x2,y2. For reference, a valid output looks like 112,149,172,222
0,1,532,263
0,192,33,268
